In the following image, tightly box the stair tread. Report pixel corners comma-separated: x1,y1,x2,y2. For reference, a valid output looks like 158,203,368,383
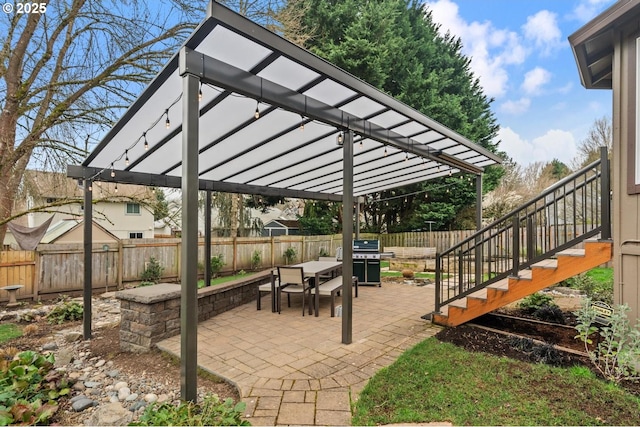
557,249,585,257
487,279,509,290
532,259,558,269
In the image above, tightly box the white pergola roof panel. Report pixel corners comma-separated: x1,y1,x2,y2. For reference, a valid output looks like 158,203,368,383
76,1,501,200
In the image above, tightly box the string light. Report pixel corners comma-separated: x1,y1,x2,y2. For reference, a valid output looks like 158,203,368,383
88,183,92,192
359,140,363,150
336,132,343,144
115,183,118,193
254,100,260,119
383,146,387,157
110,163,115,178
299,114,304,131
198,82,203,102
448,169,452,177
125,150,129,166
143,132,149,151
404,152,408,162
165,109,170,129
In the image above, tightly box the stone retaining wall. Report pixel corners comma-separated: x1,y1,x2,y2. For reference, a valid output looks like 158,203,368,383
116,272,270,352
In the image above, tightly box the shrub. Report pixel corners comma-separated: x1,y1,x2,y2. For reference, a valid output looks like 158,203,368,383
130,394,249,426
46,301,83,324
250,250,262,271
530,343,564,366
518,292,557,313
0,350,71,425
574,299,640,384
319,247,330,257
532,305,566,324
211,254,225,278
564,273,613,305
401,269,415,278
141,257,164,285
283,247,297,264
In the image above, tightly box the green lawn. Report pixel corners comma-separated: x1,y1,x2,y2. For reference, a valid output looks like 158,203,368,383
0,323,22,343
381,271,435,279
353,338,640,426
584,267,613,284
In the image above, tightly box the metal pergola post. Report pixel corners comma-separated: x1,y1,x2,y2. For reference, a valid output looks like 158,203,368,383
179,61,200,402
342,131,354,345
474,174,482,286
83,180,93,340
205,190,212,287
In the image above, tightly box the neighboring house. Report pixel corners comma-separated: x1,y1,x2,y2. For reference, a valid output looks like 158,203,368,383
41,219,119,244
570,0,640,324
262,219,300,237
6,170,155,247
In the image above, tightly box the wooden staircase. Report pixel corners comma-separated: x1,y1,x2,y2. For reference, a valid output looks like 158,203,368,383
432,240,612,327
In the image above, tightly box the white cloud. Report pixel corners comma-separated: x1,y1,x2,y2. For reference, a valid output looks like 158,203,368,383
571,0,615,22
522,67,551,95
500,98,531,115
522,10,562,56
496,127,577,166
425,0,526,98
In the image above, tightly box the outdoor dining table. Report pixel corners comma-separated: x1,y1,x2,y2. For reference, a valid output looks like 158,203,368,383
269,260,343,316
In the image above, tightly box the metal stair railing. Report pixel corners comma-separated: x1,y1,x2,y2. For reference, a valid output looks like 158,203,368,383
434,147,611,313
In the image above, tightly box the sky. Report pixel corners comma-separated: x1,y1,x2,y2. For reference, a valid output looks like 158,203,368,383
423,0,616,167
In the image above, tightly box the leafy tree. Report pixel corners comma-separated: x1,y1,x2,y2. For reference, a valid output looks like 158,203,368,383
285,0,503,232
572,115,612,169
298,200,340,235
0,0,204,245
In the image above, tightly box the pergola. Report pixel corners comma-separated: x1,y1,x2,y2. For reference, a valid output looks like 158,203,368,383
67,0,501,401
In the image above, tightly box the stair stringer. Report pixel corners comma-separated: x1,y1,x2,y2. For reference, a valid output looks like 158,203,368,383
432,240,612,327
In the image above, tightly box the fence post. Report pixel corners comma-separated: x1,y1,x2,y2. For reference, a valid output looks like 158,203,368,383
600,146,612,240
33,250,40,302
117,240,123,290
435,253,441,312
511,216,520,277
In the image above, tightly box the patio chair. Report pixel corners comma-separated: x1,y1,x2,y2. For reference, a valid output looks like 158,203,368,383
277,266,312,316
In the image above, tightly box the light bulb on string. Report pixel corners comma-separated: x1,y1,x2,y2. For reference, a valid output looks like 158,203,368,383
359,140,363,150
336,132,343,144
110,163,115,178
165,109,170,129
198,82,203,102
144,132,149,151
254,101,260,119
383,146,387,157
299,115,304,131
448,169,452,177
125,150,129,166
404,152,408,162
88,183,92,192
115,183,118,193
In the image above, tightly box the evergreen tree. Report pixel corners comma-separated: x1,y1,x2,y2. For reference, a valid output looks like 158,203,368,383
285,0,504,231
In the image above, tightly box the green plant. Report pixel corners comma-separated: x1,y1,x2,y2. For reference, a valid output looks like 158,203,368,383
46,301,83,324
141,257,164,284
518,292,557,313
574,299,640,384
130,394,249,426
564,272,613,305
250,250,262,270
0,350,70,426
532,305,566,324
210,254,225,278
318,247,330,257
283,247,297,264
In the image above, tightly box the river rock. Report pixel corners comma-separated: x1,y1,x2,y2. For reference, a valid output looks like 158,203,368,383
84,402,133,426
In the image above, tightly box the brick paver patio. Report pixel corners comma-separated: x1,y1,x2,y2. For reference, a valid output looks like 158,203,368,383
157,280,441,425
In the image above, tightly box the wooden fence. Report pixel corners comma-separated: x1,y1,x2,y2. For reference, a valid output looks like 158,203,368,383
2,228,579,302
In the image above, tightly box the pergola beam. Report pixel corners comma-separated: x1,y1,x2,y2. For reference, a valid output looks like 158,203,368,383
66,165,343,202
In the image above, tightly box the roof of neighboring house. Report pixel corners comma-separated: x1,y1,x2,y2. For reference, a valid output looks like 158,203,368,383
264,219,300,229
569,0,640,89
41,219,119,244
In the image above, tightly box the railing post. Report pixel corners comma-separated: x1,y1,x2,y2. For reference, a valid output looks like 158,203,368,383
511,215,520,277
600,146,611,240
526,215,534,262
458,251,464,294
434,254,441,312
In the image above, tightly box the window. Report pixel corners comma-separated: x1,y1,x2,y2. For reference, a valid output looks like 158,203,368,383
126,203,141,214
129,232,143,239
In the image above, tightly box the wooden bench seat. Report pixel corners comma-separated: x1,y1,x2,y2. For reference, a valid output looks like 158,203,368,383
312,276,358,317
